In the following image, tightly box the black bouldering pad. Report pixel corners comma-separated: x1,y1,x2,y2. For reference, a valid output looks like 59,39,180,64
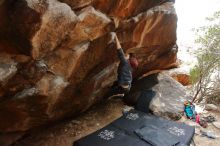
135,125,180,146
74,124,148,146
73,110,195,146
135,89,156,113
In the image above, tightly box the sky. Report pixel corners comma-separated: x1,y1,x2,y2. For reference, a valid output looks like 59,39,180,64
174,0,220,65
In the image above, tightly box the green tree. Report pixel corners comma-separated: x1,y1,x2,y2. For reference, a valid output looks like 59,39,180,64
190,11,220,103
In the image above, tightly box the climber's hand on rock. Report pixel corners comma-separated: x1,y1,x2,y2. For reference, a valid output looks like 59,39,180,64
115,34,121,49
108,32,116,44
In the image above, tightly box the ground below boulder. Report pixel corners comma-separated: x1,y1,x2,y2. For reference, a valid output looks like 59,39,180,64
6,99,124,146
5,99,220,146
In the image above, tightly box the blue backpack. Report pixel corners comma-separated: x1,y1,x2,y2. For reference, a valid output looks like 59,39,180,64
185,105,193,118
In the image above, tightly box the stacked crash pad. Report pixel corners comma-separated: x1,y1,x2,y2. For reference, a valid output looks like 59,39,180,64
74,110,195,146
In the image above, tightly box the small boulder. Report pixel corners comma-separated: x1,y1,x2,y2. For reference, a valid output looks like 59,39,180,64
205,104,220,112
125,73,189,120
213,121,220,129
150,73,190,120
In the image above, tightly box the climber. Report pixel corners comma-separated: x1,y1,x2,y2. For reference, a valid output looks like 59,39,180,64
105,33,134,99
128,53,139,77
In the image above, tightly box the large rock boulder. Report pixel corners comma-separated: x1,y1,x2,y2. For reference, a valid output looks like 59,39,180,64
0,0,177,132
124,73,189,120
150,73,188,119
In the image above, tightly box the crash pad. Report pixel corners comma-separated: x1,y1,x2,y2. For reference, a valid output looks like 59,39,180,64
73,110,195,146
135,89,156,113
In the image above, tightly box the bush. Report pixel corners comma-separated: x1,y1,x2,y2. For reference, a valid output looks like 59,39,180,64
190,11,220,103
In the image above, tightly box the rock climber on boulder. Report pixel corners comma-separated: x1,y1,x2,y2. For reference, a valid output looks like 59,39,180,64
105,33,138,99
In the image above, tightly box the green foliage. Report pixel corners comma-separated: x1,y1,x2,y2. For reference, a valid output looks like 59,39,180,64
190,11,220,103
189,65,200,84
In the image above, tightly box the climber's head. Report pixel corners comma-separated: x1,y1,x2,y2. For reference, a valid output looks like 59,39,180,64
128,53,138,70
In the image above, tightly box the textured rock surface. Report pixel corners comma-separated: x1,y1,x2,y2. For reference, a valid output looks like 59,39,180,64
150,73,188,119
164,68,191,86
0,0,177,132
124,73,188,120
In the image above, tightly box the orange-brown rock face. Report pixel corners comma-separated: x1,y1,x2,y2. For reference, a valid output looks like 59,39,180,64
165,68,191,86
172,74,191,86
0,0,177,132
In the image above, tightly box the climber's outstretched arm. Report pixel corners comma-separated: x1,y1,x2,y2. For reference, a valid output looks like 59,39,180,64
115,35,127,63
115,35,122,50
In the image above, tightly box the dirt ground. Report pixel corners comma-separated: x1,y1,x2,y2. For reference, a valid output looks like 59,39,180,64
7,99,220,146
185,111,220,146
13,99,125,146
